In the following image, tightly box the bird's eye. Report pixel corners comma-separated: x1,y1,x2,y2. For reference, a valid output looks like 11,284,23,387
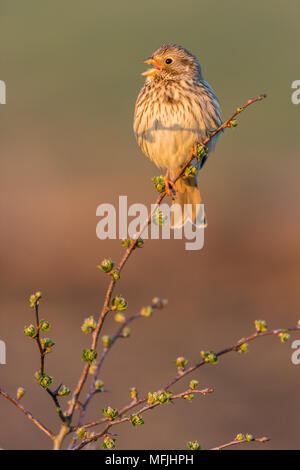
165,58,173,64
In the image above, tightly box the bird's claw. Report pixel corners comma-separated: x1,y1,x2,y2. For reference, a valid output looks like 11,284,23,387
164,173,176,200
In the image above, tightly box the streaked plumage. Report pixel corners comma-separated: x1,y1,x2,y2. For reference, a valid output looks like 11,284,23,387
133,44,222,226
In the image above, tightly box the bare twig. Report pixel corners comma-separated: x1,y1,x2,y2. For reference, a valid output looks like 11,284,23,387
0,387,55,440
210,435,269,450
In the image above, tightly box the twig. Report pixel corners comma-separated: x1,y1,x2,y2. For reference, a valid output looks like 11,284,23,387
32,302,67,425
161,325,300,391
0,387,55,440
210,435,269,450
73,387,213,450
80,324,300,433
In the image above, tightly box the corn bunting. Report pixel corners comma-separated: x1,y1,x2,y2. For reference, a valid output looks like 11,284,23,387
133,44,222,226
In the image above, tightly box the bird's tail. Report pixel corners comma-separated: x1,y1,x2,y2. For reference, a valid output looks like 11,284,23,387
171,175,206,228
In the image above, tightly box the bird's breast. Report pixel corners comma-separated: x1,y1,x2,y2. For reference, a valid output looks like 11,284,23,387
134,80,220,170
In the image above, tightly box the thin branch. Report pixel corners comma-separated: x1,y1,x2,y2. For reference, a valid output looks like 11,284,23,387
0,387,55,440
77,312,141,426
66,93,267,419
161,325,300,392
80,324,300,432
73,387,213,450
32,302,68,425
210,435,269,450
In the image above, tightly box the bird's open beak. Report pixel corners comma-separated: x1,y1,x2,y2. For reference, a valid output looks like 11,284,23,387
141,57,162,77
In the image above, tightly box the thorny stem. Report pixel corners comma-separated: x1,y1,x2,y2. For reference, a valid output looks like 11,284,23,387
67,93,267,421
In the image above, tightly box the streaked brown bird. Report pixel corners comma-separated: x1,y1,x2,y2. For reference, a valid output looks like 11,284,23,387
133,44,222,226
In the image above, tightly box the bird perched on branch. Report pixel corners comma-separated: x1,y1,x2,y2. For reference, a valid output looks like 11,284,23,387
133,44,222,227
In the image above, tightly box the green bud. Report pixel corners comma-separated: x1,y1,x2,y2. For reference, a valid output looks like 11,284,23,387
148,390,172,405
111,296,128,311
82,348,97,364
76,427,87,440
89,361,97,374
95,380,104,392
147,392,156,405
236,433,245,441
200,350,218,364
174,356,188,370
17,387,26,400
196,144,207,161
135,237,144,248
121,239,131,248
35,372,53,389
24,324,36,338
278,330,290,343
152,297,168,309
40,375,52,389
152,175,166,193
255,320,267,332
98,258,114,273
81,316,97,334
130,414,144,426
238,342,249,353
110,269,120,280
130,387,138,400
39,320,50,331
114,313,126,323
101,335,112,348
187,440,201,450
184,165,197,177
122,327,131,338
29,292,42,308
189,380,199,390
152,208,167,226
246,434,254,442
41,337,55,353
102,406,118,420
228,119,238,128
58,385,70,396
140,306,153,317
183,393,194,400
102,436,116,449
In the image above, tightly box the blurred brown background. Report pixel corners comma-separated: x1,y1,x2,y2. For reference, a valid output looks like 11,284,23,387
0,0,300,450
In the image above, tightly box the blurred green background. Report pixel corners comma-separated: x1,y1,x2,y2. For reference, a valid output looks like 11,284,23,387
1,0,300,450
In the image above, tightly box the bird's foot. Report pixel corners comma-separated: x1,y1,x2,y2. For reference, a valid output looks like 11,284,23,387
164,170,176,200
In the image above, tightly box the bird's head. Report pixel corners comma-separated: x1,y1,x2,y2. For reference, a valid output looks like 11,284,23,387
142,44,202,81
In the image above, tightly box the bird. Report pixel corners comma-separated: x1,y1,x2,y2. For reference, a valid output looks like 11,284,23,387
133,44,222,227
